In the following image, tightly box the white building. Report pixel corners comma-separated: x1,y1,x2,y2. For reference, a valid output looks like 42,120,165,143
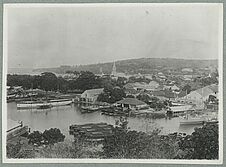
80,88,104,103
180,84,218,109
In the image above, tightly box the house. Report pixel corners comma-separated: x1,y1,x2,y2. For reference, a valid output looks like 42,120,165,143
124,81,161,92
207,84,218,98
80,88,104,103
148,81,160,90
182,68,193,73
124,89,140,97
163,84,180,91
123,82,146,91
183,75,193,81
115,98,147,110
179,84,218,109
150,90,176,101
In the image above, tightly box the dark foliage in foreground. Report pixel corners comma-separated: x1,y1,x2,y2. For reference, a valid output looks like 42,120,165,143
102,120,219,159
177,124,219,159
28,128,65,146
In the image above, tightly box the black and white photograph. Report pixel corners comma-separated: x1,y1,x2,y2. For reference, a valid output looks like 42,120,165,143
2,3,223,163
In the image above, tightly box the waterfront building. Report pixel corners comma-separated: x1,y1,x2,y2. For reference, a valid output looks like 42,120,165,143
179,84,218,109
80,88,104,103
115,98,147,110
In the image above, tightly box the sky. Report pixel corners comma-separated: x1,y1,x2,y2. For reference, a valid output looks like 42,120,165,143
5,3,222,68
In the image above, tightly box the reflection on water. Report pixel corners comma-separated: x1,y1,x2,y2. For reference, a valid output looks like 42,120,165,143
7,102,201,139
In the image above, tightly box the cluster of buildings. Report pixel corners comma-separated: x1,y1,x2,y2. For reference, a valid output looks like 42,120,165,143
79,62,219,111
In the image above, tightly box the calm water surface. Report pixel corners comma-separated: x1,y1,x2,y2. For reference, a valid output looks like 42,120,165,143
7,102,201,139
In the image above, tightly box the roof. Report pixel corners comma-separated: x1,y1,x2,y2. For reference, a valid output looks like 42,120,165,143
207,84,218,93
116,98,146,106
148,81,160,88
178,90,187,98
124,89,140,95
195,86,216,97
82,88,104,96
124,83,136,89
152,90,165,97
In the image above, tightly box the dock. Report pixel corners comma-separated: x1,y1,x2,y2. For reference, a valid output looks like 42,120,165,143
69,123,114,142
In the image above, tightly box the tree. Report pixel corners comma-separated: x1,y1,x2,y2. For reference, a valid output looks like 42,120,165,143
72,71,101,91
178,124,219,159
40,72,58,91
103,122,179,159
42,128,65,145
116,77,127,88
97,87,126,104
137,93,151,104
182,84,191,94
7,142,22,158
28,131,44,146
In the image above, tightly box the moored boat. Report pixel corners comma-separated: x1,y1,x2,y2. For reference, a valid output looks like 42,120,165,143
180,115,205,125
17,99,73,109
49,99,73,107
17,101,48,109
204,117,218,124
81,106,100,113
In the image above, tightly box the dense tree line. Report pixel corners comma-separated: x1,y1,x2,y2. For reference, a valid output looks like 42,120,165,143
7,71,127,93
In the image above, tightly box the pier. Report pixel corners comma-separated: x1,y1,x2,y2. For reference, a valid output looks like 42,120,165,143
69,123,114,142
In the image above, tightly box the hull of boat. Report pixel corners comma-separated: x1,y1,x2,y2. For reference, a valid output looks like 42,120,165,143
180,119,204,125
49,100,73,107
17,99,72,109
17,102,47,109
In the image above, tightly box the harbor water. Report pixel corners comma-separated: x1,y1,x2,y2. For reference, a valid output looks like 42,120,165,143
7,102,202,139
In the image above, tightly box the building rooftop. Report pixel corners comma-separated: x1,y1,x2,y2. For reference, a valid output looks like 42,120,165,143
116,98,146,106
82,88,104,96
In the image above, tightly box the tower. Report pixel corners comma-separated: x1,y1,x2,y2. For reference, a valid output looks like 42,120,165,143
100,67,104,76
111,62,117,76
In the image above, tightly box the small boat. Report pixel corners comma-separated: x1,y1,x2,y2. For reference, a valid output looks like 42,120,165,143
48,99,73,107
81,106,100,113
180,115,205,125
180,118,204,125
204,117,218,124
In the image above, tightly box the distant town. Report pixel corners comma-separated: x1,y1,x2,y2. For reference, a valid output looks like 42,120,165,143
6,57,219,159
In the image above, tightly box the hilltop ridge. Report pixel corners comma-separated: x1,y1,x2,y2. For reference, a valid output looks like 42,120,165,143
33,58,218,74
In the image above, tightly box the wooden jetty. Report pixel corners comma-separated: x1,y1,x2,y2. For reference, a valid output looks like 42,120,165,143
7,126,29,141
69,123,114,142
7,120,29,142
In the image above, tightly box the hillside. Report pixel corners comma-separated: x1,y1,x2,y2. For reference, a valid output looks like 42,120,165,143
33,58,218,75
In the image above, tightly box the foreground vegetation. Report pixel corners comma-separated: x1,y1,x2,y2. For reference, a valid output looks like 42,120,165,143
7,123,218,160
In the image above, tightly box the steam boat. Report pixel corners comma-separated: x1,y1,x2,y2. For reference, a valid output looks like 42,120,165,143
17,99,73,109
